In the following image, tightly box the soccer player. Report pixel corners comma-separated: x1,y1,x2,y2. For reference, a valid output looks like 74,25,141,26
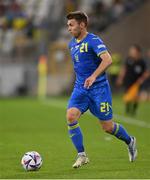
117,45,148,115
66,11,137,168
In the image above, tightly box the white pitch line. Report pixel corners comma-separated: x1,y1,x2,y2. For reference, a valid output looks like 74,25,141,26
42,99,150,129
113,114,150,128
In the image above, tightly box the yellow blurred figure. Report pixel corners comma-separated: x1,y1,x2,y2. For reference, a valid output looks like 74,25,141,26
38,55,48,99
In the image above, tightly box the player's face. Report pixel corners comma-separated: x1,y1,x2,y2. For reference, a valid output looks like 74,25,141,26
67,19,81,38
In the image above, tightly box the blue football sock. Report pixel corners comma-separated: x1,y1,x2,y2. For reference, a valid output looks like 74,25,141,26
68,121,84,153
111,123,131,145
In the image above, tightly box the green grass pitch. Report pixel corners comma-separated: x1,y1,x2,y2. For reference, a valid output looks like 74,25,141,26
0,96,150,179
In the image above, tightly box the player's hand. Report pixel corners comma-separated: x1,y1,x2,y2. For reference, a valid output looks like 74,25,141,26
84,75,96,89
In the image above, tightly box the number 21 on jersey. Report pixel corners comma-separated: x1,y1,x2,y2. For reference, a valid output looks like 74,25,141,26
80,43,88,53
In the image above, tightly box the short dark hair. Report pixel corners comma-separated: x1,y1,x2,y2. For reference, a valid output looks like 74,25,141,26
66,11,88,26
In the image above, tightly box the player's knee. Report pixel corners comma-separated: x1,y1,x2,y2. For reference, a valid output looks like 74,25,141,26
66,113,76,123
66,108,81,123
66,109,80,123
101,123,113,134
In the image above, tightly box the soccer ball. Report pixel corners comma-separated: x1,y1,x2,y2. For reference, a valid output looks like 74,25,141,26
21,151,42,171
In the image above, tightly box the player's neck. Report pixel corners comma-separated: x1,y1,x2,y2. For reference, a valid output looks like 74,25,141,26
76,31,88,42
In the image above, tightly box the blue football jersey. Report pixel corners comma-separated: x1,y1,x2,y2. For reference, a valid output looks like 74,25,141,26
68,33,108,87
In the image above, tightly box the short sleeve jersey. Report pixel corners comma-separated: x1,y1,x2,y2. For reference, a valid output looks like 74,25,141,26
68,33,108,87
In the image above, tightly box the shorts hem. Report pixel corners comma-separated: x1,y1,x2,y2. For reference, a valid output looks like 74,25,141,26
67,106,85,114
98,116,113,121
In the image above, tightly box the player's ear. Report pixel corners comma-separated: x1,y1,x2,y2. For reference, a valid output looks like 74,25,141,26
80,22,86,28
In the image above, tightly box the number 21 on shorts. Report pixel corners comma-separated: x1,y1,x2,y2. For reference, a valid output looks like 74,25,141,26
100,102,110,112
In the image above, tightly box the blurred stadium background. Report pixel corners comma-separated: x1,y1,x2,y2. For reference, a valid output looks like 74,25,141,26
0,0,149,98
0,0,150,179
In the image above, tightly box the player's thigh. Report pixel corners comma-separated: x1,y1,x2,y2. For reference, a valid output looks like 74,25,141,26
89,82,113,121
67,87,89,116
66,107,81,123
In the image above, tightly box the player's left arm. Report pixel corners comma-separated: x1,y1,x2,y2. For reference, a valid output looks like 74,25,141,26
84,51,112,88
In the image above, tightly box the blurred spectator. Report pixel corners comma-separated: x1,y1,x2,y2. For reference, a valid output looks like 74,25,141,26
124,0,137,12
124,0,144,12
0,18,16,54
109,0,125,21
5,0,26,28
24,17,35,39
87,0,145,33
0,1,6,17
116,44,149,115
89,1,109,32
0,0,37,57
